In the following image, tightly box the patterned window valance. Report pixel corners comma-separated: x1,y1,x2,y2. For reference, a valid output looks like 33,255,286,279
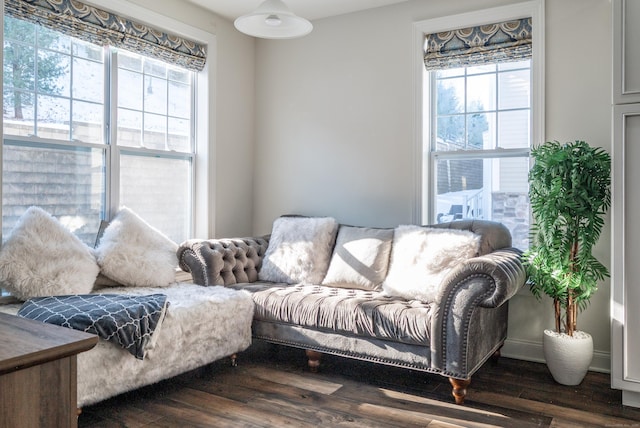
424,17,531,71
4,0,207,72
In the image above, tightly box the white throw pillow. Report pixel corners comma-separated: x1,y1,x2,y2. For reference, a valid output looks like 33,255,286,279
382,225,481,303
95,207,178,287
259,216,338,284
322,226,394,291
0,206,99,300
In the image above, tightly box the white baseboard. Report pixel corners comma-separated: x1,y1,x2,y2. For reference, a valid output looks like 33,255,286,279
623,390,640,408
501,338,611,374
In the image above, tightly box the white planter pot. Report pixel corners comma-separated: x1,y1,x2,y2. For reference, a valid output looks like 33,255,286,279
542,329,593,386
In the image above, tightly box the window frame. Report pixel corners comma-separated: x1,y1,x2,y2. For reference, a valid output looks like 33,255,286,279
412,0,545,225
0,0,215,241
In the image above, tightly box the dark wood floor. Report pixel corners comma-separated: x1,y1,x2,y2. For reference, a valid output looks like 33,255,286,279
79,341,640,427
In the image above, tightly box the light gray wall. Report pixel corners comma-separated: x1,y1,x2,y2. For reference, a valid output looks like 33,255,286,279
211,20,256,238
251,0,613,369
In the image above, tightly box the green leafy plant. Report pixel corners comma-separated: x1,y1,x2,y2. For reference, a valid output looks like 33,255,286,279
523,140,611,336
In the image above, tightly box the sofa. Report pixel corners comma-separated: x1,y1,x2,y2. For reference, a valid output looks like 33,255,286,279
0,206,255,408
177,216,527,404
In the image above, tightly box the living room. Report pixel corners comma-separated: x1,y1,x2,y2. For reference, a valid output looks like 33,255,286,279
0,0,634,426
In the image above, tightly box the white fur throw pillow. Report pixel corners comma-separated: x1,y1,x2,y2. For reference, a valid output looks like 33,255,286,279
259,216,338,284
0,206,99,300
95,207,178,287
322,226,394,291
382,225,481,303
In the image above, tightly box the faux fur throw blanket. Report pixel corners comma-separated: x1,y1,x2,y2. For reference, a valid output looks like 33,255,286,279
18,294,169,360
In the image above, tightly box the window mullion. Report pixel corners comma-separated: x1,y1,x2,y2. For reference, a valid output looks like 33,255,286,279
33,26,39,137
464,68,468,150
494,69,499,149
165,77,170,151
70,48,75,142
429,71,438,223
106,47,119,219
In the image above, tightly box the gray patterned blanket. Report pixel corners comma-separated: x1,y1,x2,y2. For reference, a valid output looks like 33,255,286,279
18,294,169,360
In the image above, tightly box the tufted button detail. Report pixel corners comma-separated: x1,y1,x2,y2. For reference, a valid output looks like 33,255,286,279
177,236,269,286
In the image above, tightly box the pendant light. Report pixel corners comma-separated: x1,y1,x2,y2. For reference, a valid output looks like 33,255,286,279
234,0,313,39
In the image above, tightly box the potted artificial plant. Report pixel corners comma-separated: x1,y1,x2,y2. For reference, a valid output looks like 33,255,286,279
523,140,611,385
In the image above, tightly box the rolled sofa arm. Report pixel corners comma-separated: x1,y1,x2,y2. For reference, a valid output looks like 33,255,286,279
441,247,526,309
178,237,269,286
430,247,526,378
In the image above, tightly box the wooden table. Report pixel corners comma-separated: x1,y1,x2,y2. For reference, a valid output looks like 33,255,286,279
0,312,98,428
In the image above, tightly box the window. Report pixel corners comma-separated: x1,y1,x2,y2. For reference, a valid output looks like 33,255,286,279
2,15,196,244
416,3,543,251
430,61,531,249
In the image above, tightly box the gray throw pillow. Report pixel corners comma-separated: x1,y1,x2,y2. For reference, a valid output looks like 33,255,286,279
259,216,338,284
322,226,394,291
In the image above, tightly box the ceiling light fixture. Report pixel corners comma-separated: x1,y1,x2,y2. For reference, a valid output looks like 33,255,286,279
234,0,313,39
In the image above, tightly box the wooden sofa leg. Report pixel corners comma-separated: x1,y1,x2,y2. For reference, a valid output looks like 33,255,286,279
305,350,322,373
491,348,502,366
449,377,471,405
230,353,237,367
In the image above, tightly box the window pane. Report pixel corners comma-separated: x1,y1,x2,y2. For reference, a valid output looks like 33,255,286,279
4,44,35,90
4,90,34,135
117,108,142,147
143,112,167,149
168,68,190,84
38,26,71,54
117,50,141,71
434,157,529,250
468,112,495,149
72,41,102,61
144,59,167,78
73,100,103,142
498,110,529,148
168,117,190,152
436,78,464,114
498,69,530,110
118,69,143,110
168,81,190,118
436,115,465,148
144,75,167,115
37,50,70,97
467,74,496,112
2,142,105,246
4,16,35,44
37,95,70,139
73,57,103,103
120,154,191,243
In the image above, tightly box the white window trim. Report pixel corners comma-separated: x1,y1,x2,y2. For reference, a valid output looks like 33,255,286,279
82,0,216,239
411,0,545,224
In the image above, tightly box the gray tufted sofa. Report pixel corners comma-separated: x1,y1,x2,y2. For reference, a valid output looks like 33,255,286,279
177,219,526,404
